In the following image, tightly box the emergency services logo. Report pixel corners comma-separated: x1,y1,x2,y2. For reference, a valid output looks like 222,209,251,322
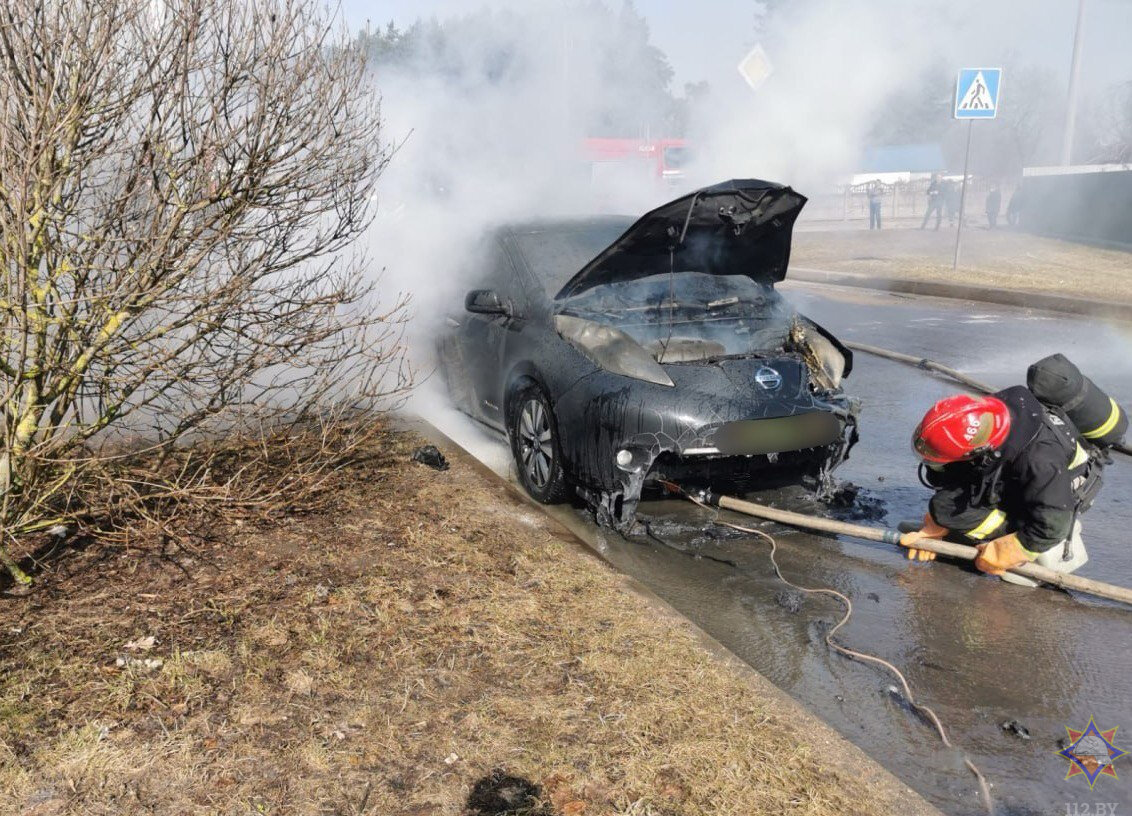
1057,718,1125,788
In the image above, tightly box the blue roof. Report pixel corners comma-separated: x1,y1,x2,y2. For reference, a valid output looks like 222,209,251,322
859,143,945,173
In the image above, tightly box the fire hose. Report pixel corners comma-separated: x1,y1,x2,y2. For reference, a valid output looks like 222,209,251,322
682,486,1132,606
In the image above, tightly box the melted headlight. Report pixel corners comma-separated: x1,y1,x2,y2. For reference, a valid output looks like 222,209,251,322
807,327,846,389
790,318,847,391
555,315,675,387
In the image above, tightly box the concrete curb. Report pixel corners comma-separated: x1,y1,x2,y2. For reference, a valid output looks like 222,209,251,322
789,265,1132,324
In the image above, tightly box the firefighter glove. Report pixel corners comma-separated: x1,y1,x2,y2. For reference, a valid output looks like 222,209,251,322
899,513,949,562
974,532,1036,576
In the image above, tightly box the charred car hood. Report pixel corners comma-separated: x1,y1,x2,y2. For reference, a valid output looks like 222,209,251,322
554,179,807,300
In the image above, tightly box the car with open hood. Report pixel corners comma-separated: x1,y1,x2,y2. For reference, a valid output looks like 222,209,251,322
437,179,859,527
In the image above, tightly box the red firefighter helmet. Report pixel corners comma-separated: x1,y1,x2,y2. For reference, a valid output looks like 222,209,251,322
912,394,1012,463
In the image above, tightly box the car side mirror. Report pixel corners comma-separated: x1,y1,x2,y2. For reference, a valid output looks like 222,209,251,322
465,289,512,316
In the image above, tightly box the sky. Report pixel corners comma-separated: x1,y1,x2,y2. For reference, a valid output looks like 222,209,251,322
337,0,1132,93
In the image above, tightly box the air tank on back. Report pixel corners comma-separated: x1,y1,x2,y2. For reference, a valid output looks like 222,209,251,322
1027,353,1128,448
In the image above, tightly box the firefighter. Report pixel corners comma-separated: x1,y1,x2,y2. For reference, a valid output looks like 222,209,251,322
899,386,1110,586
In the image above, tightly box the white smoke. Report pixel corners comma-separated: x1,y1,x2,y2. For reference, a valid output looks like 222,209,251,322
353,0,1131,423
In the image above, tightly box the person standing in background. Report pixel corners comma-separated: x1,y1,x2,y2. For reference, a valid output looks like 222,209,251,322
986,184,1001,229
868,181,884,230
920,174,943,230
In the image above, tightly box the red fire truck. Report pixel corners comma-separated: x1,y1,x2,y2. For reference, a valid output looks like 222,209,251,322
581,137,690,188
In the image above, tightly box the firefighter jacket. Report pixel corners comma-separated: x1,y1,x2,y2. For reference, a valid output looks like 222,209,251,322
923,386,1102,554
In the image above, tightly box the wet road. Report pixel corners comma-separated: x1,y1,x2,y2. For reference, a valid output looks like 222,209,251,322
423,281,1132,816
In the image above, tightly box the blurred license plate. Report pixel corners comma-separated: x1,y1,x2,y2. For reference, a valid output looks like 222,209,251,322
709,413,842,455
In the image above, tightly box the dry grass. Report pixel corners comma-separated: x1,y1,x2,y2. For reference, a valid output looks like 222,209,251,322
0,428,920,815
792,227,1132,302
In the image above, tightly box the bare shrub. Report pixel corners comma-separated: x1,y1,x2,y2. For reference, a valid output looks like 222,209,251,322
0,0,410,582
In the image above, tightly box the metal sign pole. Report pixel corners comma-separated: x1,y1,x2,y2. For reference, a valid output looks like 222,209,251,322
951,67,1001,271
1061,0,1086,165
952,119,973,272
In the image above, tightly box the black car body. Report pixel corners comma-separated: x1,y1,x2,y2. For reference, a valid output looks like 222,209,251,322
438,179,859,526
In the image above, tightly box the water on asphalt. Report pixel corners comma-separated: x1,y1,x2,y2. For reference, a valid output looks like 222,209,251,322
423,282,1132,816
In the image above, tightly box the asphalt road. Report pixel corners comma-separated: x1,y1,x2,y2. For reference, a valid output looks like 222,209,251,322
422,281,1132,816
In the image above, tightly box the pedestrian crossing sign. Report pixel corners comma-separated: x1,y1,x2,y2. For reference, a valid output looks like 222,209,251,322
954,68,1002,119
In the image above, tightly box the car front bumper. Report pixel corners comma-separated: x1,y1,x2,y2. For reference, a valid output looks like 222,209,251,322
553,358,859,527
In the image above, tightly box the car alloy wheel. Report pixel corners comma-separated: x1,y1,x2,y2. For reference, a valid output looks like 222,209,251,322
510,383,570,504
518,398,554,489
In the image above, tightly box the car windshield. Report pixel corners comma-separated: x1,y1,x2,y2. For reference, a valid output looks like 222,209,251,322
557,271,794,362
663,146,689,169
511,221,632,296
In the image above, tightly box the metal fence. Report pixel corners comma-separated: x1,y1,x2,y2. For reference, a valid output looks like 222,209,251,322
804,178,1000,223
1017,170,1132,249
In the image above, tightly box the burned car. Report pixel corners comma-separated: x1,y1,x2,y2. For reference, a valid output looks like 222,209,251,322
438,179,858,527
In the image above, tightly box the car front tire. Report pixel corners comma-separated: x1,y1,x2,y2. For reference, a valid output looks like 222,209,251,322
509,383,571,504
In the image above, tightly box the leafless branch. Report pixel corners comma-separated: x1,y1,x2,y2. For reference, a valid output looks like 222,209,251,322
0,0,411,582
